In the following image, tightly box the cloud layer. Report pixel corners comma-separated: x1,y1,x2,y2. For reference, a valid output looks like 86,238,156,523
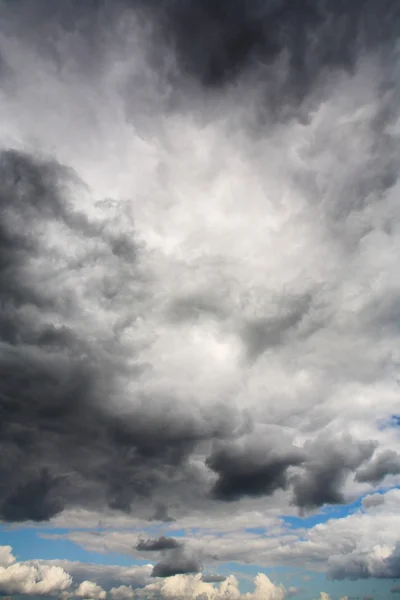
0,545,307,600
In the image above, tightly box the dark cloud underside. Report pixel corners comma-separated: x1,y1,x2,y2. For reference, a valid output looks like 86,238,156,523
136,536,182,552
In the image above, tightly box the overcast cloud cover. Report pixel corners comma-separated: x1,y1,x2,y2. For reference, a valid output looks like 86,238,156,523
0,0,400,598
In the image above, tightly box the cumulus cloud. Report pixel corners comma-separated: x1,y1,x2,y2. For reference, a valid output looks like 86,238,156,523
355,450,400,485
291,435,375,510
0,0,400,588
76,581,107,600
0,547,335,600
0,547,15,568
0,548,72,596
206,435,304,501
0,546,151,598
329,542,400,580
142,572,284,600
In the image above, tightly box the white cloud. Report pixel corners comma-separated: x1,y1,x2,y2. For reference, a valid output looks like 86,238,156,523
0,547,297,600
141,573,285,600
76,580,107,600
0,546,146,598
0,548,72,596
45,559,154,590
0,547,15,568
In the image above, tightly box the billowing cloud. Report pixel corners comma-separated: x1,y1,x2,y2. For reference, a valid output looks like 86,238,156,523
0,547,314,600
290,435,375,510
0,0,400,587
0,546,150,597
76,580,107,600
206,436,304,501
0,547,14,568
0,548,72,596
142,572,284,600
42,559,154,590
356,450,400,485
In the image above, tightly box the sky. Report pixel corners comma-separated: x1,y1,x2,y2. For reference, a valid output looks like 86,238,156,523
0,0,400,599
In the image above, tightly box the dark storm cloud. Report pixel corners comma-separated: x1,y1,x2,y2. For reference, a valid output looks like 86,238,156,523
151,548,203,578
0,149,239,522
206,434,375,509
206,439,304,501
355,450,400,485
0,146,365,524
5,1,400,97
291,435,375,510
136,536,182,552
1,0,399,530
147,0,400,98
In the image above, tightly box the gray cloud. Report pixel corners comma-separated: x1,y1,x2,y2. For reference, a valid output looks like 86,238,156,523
329,542,400,580
361,493,385,510
291,436,375,510
137,536,182,552
201,575,227,583
206,438,304,501
240,294,313,361
0,0,399,546
0,149,242,522
355,450,400,485
0,142,373,526
145,0,400,99
151,548,203,578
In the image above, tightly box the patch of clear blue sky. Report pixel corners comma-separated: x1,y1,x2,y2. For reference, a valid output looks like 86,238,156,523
282,497,364,530
391,414,400,427
378,413,400,430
